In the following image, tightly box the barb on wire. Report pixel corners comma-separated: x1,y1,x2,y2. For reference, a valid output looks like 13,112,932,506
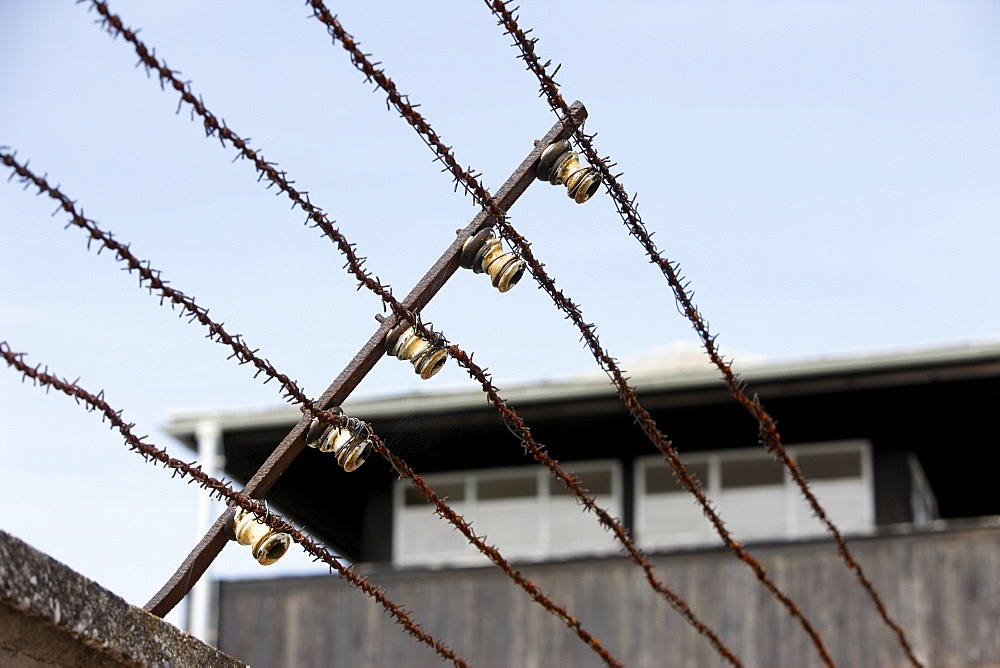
0,149,312,409
481,2,922,666
0,341,468,668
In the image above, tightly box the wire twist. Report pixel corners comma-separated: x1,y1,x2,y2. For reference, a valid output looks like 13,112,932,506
300,3,745,664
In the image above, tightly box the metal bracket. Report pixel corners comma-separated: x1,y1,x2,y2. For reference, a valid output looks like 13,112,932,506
144,102,588,618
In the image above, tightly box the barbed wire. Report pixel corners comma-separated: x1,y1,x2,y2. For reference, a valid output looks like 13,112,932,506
302,1,837,663
2,1,924,664
0,151,622,667
0,341,469,668
78,4,738,665
481,3,922,666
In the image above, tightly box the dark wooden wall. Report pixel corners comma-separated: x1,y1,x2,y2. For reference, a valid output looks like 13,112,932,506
217,521,1000,667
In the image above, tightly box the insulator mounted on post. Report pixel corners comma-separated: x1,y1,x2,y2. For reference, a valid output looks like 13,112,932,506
305,414,373,472
233,509,291,566
536,139,602,203
459,229,525,292
384,319,448,380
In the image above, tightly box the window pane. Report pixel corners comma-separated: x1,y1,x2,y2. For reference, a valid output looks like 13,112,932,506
479,475,536,500
551,468,612,496
721,457,782,489
644,461,708,494
405,480,464,505
796,450,862,481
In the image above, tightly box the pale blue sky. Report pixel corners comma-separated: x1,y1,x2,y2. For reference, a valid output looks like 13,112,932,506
1,1,998,629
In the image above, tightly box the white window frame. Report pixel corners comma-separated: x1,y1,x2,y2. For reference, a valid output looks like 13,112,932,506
634,440,874,551
393,459,623,567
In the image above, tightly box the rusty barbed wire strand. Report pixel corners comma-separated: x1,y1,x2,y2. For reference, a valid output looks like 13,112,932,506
0,149,312,410
0,341,469,668
84,1,741,665
299,4,747,664
75,4,624,661
301,0,833,663
15,0,918,660
73,2,675,662
0,145,621,666
482,3,922,666
77,2,819,664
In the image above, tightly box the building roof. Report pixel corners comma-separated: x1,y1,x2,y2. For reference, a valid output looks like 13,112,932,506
165,339,1000,437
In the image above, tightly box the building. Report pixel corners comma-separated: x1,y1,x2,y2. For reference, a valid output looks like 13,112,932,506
167,342,1000,666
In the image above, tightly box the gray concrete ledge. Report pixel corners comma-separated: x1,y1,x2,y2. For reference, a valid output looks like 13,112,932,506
0,529,243,667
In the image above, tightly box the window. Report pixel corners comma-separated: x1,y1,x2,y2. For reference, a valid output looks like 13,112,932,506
635,440,874,551
393,460,622,567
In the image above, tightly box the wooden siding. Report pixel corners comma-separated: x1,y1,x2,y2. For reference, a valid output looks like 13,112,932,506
217,521,1000,667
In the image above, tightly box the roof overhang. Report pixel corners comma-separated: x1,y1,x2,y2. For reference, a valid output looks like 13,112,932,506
164,340,1000,440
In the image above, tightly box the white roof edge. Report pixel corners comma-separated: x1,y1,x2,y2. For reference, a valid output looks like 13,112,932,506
163,339,1000,437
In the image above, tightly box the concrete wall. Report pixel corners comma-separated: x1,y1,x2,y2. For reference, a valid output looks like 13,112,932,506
0,529,242,667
